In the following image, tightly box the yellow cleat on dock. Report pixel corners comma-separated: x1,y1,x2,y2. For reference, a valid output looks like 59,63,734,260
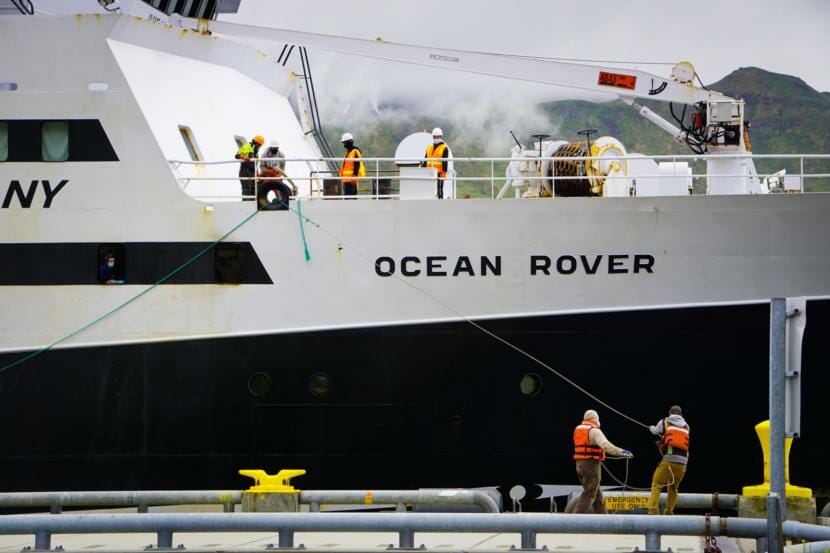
239,469,306,493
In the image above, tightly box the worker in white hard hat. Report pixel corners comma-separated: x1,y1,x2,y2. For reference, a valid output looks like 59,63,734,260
339,132,366,198
257,138,292,209
422,127,449,199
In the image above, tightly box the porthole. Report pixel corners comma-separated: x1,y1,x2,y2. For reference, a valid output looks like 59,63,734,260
519,373,543,397
308,372,332,397
248,372,272,397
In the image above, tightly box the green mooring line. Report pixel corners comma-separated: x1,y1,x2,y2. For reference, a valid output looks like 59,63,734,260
0,206,264,375
297,198,311,262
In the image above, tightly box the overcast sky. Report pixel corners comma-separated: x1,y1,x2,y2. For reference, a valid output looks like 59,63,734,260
222,1,828,148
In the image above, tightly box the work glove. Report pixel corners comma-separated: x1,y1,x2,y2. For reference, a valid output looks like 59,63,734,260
621,450,634,458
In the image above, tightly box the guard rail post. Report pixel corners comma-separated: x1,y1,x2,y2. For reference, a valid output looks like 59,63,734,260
520,529,538,550
157,529,173,549
34,530,51,551
645,531,661,551
398,528,415,549
279,529,295,549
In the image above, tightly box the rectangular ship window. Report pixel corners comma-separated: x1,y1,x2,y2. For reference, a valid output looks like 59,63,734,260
178,125,203,161
0,122,7,162
215,242,246,284
97,243,127,284
42,121,69,162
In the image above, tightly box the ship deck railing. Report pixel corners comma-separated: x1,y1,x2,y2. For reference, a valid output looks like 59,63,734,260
167,153,830,202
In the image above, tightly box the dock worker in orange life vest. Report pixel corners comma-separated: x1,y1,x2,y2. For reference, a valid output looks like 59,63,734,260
647,405,689,515
422,127,449,199
573,409,633,513
339,132,365,198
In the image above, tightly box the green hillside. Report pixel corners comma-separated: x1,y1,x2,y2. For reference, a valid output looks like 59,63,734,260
324,67,830,195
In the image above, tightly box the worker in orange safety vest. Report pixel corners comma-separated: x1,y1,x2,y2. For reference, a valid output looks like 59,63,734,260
422,127,449,199
573,409,633,513
339,132,366,198
647,405,689,515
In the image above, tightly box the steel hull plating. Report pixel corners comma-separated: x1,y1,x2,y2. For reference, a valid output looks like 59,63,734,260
1,300,827,499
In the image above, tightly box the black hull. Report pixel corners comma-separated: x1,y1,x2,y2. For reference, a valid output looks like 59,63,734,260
1,301,828,501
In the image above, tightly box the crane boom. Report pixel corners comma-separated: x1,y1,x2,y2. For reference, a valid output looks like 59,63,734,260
176,16,731,106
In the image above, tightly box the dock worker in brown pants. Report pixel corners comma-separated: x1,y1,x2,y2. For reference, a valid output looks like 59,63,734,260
573,409,633,513
647,405,689,515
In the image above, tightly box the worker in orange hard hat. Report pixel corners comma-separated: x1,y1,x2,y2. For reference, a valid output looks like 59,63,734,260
235,135,265,201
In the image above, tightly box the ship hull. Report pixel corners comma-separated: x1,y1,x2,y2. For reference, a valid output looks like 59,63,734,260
2,300,827,500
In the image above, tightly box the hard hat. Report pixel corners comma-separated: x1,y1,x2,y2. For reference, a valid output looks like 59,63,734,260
253,135,265,145
432,127,443,137
269,138,280,147
340,132,354,142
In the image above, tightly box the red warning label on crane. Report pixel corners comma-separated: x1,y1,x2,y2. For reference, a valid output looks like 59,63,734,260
598,71,637,90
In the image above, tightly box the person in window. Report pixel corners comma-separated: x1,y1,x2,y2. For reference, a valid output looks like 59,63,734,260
98,254,124,284
235,135,265,201
257,139,292,210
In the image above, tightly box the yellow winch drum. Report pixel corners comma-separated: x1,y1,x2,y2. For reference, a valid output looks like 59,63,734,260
546,138,628,197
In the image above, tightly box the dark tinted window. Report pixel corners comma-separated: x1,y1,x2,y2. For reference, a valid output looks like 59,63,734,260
215,243,246,284
2,120,118,162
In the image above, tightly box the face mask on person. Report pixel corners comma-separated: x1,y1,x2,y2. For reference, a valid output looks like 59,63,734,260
107,260,115,268
433,138,441,145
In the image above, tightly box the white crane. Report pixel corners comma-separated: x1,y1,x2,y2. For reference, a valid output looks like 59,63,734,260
167,13,759,195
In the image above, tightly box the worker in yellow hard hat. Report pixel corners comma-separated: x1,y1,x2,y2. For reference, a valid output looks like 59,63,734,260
235,135,265,201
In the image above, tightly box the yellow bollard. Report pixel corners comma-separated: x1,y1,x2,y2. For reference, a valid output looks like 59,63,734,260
239,469,306,492
742,420,811,498
239,469,306,512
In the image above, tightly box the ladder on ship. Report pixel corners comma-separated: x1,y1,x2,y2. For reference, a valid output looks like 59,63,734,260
141,0,239,20
0,0,33,15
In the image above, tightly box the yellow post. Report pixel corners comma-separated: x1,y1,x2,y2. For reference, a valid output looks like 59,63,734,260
742,420,811,498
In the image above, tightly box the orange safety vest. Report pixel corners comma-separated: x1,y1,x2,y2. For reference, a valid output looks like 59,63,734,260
425,142,448,178
339,147,366,185
659,419,690,456
573,420,605,461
